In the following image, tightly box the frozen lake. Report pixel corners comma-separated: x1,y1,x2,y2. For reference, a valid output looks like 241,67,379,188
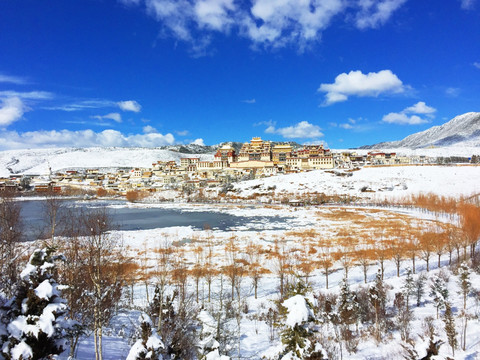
18,199,292,240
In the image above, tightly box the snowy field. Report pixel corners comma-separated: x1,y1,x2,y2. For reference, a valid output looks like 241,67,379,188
232,165,480,201
39,165,480,359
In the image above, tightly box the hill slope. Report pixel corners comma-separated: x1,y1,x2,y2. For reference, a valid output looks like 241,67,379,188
366,112,480,148
0,147,215,176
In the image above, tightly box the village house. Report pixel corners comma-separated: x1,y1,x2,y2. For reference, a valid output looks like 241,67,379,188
367,152,397,165
286,145,334,171
180,157,200,169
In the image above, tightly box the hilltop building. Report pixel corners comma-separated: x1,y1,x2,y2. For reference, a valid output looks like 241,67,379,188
214,144,237,163
272,144,293,170
230,137,275,173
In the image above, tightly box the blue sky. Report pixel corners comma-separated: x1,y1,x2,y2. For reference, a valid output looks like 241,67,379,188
0,0,479,150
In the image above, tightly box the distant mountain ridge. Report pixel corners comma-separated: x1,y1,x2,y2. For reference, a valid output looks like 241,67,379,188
0,147,216,176
363,112,480,149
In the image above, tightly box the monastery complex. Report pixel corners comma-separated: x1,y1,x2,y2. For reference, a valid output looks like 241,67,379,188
2,137,454,195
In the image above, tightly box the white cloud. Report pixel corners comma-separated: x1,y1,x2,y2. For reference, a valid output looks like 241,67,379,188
254,119,275,127
0,73,29,85
119,0,142,5
191,138,205,146
265,120,323,139
126,0,406,51
445,87,460,97
47,99,141,112
91,112,122,123
0,97,26,128
176,130,190,136
473,62,480,69
195,0,235,31
46,99,114,112
382,101,436,125
0,91,54,100
0,128,176,150
243,0,344,48
318,69,405,105
382,113,428,125
105,113,122,122
355,0,407,29
145,0,196,40
117,100,142,112
128,131,176,147
337,118,358,130
143,125,158,133
242,98,256,104
460,0,476,9
404,101,436,115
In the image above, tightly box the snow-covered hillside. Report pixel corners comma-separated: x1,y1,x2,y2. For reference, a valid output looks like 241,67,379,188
1,144,479,179
0,147,214,176
367,112,480,149
232,165,480,200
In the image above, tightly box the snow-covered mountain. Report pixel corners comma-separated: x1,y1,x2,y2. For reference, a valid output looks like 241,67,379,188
365,112,480,149
0,147,215,176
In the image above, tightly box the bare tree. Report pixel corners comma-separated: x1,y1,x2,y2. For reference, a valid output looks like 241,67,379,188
0,190,23,298
374,240,392,280
223,235,246,301
58,208,91,358
170,247,189,304
149,236,172,332
432,227,447,269
459,203,480,258
43,189,65,244
191,244,205,303
355,247,375,284
204,237,216,303
318,243,333,289
387,222,408,277
245,242,268,299
420,230,436,272
406,232,420,274
82,207,126,360
272,237,291,298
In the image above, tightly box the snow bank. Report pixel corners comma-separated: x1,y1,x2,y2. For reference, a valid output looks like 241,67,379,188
282,295,313,328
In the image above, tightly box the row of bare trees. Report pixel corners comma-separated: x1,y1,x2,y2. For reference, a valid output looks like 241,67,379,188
57,207,130,360
132,207,479,308
0,190,133,360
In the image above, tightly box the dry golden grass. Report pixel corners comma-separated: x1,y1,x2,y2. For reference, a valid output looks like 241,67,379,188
285,228,319,238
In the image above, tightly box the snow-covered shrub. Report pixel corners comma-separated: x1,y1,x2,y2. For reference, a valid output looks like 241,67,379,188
149,291,199,360
368,270,388,342
274,280,323,360
1,247,69,360
337,277,359,328
402,268,416,311
126,313,164,360
429,275,449,319
197,310,230,360
414,272,427,307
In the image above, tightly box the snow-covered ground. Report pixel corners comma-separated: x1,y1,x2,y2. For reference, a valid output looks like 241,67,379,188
58,201,480,359
232,165,480,201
